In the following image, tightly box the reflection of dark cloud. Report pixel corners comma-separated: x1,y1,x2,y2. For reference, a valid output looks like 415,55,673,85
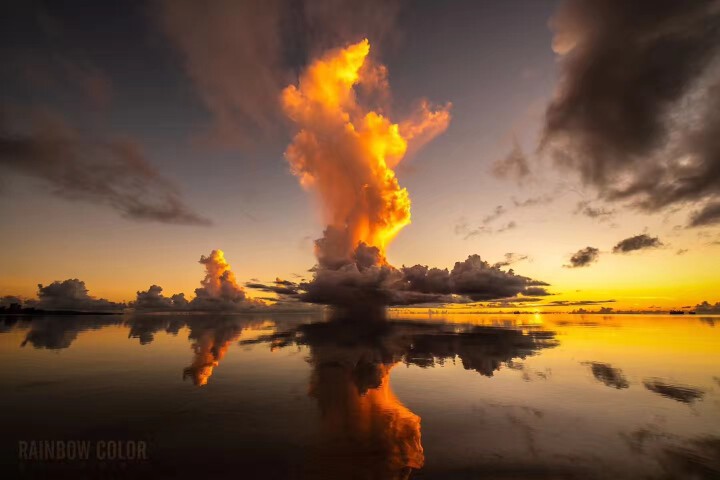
582,362,629,389
243,315,559,379
126,316,186,345
242,313,557,478
20,315,122,349
643,379,705,403
660,436,720,479
621,426,720,479
404,327,557,377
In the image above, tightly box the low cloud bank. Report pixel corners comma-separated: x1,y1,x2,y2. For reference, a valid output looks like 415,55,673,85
26,279,124,312
695,301,720,314
298,242,550,307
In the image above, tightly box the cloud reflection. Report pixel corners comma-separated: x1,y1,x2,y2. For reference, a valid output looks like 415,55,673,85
241,312,558,477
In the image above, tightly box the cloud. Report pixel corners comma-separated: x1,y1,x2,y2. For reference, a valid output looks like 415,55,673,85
188,250,264,311
565,246,600,268
492,141,530,184
582,362,629,389
497,221,517,233
0,295,23,308
689,201,720,227
281,40,450,268
0,108,211,225
300,245,550,307
695,301,720,314
129,250,266,312
28,279,124,312
542,0,720,217
132,285,189,311
156,0,403,148
245,278,300,296
21,316,122,349
492,253,529,269
574,201,615,221
676,248,689,256
482,205,507,224
612,234,663,253
512,193,556,208
547,299,615,307
464,220,517,239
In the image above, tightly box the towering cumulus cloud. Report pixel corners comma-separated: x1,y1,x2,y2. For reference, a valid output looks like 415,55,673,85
281,39,451,266
189,250,263,310
131,249,264,312
282,40,549,308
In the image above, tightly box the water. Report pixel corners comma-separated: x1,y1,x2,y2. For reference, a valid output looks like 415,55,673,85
1,312,718,479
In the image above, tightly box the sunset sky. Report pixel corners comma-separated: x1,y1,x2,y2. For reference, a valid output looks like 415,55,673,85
1,0,719,311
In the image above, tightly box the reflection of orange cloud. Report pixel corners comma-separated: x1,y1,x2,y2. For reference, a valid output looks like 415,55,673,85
309,361,423,477
183,328,242,386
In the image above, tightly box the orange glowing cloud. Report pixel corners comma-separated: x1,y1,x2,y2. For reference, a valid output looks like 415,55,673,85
281,39,451,264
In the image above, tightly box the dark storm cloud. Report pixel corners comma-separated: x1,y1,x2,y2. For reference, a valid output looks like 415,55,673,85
156,0,401,147
542,0,720,216
29,279,124,312
612,234,663,254
0,109,211,226
565,246,600,268
492,142,530,184
643,379,705,404
300,245,550,307
582,362,629,389
689,201,720,227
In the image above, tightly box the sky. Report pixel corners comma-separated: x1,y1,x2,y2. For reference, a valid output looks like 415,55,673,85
1,0,719,312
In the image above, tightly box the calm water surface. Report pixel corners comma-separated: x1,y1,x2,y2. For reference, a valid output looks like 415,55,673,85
0,312,718,479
